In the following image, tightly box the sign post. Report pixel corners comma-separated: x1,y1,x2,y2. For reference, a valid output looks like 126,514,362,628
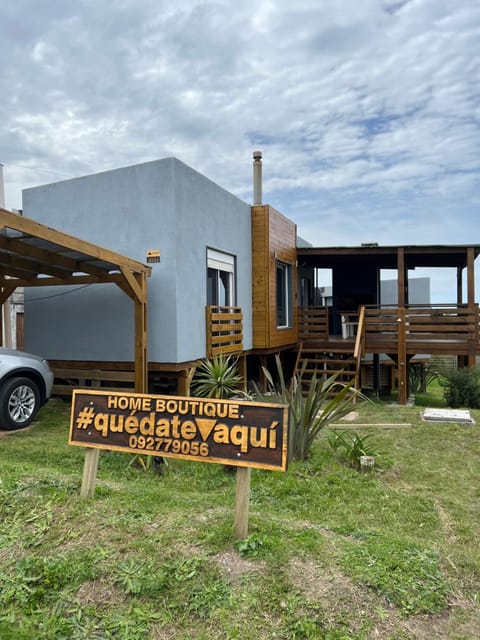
234,467,251,540
69,390,288,539
80,448,100,498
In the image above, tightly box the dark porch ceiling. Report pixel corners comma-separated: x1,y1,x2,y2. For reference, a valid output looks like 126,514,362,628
297,244,480,270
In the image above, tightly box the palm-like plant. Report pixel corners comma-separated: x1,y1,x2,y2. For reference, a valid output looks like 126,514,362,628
254,355,361,461
191,354,243,399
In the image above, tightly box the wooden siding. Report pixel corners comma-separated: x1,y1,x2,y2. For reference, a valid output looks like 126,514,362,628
251,205,298,349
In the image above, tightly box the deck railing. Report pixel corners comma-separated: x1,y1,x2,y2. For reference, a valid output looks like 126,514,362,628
297,304,480,352
364,304,480,354
206,305,243,358
298,306,329,339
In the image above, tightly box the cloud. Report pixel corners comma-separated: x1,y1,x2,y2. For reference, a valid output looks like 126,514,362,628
0,0,478,278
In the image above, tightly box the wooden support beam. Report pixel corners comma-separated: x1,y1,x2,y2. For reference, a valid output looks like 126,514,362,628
134,272,147,394
234,467,251,540
457,266,463,305
177,367,196,396
397,307,408,404
397,248,406,307
0,286,16,306
467,248,475,307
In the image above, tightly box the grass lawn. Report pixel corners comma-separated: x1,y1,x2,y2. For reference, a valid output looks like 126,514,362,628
0,391,478,639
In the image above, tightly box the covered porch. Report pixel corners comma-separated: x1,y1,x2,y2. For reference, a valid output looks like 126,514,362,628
296,244,480,404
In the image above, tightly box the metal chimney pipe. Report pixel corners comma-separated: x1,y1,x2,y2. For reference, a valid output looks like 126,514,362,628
253,150,262,205
0,163,5,208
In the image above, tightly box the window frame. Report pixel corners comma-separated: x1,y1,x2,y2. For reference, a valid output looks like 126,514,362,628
276,259,293,329
206,248,236,307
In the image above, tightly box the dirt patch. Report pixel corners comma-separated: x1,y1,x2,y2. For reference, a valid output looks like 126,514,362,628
214,549,264,581
75,579,124,607
434,499,457,545
287,558,460,640
151,623,179,639
0,424,36,438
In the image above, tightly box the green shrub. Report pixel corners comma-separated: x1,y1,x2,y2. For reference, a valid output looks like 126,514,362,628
253,355,361,461
327,430,380,469
439,367,480,408
408,363,438,395
191,354,243,399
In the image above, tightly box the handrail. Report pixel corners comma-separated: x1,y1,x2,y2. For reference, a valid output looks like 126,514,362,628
353,306,366,392
353,306,366,360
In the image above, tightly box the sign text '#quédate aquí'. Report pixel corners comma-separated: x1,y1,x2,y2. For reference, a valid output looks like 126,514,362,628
69,391,288,471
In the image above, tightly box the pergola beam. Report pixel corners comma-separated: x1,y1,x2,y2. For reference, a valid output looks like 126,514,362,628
0,207,152,394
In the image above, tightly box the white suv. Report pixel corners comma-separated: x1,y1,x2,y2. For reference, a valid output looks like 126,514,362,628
0,348,54,430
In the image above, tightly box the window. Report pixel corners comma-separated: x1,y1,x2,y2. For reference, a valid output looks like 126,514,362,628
276,260,293,328
207,249,235,306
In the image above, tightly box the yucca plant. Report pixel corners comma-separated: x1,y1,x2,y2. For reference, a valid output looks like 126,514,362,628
191,354,243,399
253,355,361,461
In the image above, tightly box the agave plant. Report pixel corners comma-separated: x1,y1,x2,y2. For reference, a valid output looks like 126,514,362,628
191,354,243,399
253,354,361,461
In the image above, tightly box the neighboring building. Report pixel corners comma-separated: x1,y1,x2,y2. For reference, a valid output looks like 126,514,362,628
380,277,430,306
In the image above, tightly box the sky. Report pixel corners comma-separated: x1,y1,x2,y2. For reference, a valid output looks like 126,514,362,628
1,0,479,300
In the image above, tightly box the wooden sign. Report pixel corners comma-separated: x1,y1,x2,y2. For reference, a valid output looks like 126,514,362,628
70,390,288,472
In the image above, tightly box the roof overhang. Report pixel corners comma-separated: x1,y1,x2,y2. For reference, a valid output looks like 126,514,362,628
297,244,480,270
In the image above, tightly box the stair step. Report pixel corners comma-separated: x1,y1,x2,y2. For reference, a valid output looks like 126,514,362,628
299,370,356,377
301,359,356,366
299,365,356,372
301,350,355,356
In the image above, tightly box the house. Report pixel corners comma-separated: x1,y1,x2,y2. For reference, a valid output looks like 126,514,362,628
20,154,480,403
21,155,298,394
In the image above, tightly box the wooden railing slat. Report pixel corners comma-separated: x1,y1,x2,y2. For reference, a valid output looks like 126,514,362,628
206,306,243,358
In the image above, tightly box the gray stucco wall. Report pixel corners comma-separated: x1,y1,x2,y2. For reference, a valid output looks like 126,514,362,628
22,158,252,363
380,277,430,305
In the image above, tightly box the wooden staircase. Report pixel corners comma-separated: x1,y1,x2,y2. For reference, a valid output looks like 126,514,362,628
294,344,358,390
294,306,367,393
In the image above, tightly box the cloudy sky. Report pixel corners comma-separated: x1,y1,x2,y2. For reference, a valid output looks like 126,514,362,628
1,0,479,298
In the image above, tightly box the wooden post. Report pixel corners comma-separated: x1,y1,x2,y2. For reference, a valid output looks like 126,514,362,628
397,307,408,405
178,367,196,396
467,248,475,308
457,266,463,305
234,467,251,540
237,353,247,391
80,448,100,498
134,272,148,394
397,248,406,308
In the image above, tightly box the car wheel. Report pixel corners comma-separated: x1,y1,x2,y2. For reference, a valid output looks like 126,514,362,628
0,377,41,430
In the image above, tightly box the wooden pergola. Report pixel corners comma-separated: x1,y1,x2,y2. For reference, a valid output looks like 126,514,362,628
0,207,151,393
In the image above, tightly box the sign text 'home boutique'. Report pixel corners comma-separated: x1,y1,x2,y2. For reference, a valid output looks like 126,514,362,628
70,391,288,471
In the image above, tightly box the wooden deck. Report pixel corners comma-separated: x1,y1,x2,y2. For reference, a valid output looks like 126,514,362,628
297,304,480,403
